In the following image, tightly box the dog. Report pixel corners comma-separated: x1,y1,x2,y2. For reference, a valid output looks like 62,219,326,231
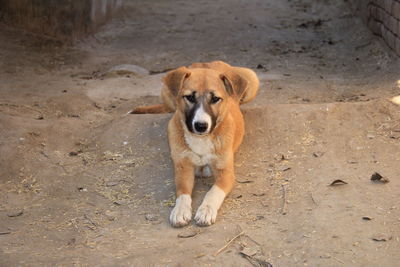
132,61,259,226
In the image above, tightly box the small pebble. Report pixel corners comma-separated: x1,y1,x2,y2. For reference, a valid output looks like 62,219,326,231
313,152,324,157
113,199,129,205
178,229,198,238
7,210,23,217
106,181,120,187
104,64,149,77
104,210,117,221
145,214,159,222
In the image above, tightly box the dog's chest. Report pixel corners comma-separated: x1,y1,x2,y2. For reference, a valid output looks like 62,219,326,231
184,134,216,166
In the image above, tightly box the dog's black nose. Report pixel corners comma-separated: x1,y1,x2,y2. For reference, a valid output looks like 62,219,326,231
194,122,208,133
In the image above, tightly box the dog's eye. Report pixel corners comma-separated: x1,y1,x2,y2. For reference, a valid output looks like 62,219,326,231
184,94,196,103
210,96,222,104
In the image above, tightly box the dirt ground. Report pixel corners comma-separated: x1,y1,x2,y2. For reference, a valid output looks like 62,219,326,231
1,0,400,266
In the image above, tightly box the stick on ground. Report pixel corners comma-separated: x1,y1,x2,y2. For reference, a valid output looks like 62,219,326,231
213,231,245,256
281,184,287,215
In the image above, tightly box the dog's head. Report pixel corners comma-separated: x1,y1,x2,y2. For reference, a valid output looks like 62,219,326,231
163,66,248,135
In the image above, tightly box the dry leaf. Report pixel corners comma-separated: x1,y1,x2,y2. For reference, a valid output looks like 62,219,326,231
370,172,389,183
329,179,348,186
178,230,198,238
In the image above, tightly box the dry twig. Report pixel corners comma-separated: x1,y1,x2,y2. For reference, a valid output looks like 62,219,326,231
281,184,287,215
213,231,245,256
310,193,317,205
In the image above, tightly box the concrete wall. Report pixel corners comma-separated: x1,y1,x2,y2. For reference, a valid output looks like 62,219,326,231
0,0,123,42
351,0,400,56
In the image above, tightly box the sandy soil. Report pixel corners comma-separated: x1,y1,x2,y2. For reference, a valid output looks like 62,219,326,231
1,0,400,266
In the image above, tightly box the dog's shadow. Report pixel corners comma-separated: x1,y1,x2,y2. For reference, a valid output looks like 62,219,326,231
113,109,268,221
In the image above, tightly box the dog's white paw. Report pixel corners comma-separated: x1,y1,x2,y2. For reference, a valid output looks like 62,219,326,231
195,204,218,226
194,185,226,226
170,194,192,227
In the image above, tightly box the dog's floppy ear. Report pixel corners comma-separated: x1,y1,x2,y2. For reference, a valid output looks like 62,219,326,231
220,72,248,101
163,67,191,96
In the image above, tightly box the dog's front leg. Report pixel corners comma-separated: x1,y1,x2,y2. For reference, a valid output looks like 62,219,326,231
194,157,235,226
170,158,195,227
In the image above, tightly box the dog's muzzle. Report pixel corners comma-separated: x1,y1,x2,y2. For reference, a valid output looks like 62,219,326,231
191,103,212,135
194,121,209,134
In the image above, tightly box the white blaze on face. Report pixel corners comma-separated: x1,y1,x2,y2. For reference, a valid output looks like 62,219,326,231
192,103,212,134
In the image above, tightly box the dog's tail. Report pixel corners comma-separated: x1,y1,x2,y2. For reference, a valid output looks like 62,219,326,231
232,67,260,104
129,104,173,114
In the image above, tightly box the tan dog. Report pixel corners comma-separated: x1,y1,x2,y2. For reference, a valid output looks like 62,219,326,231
132,61,259,226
